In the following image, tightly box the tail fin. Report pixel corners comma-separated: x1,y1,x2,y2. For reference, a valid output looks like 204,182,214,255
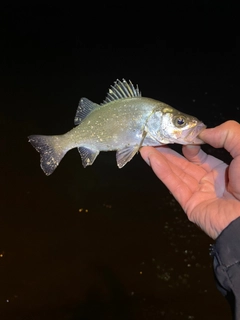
28,135,67,175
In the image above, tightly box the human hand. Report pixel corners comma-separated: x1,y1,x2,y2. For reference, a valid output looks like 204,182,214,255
140,121,240,239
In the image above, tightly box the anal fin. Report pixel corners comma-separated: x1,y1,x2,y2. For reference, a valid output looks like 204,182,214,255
78,147,99,167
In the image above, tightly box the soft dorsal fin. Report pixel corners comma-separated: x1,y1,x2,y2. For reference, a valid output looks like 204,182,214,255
101,79,141,105
74,98,100,125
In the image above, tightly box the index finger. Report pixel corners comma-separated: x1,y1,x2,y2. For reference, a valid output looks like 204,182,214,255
199,120,240,158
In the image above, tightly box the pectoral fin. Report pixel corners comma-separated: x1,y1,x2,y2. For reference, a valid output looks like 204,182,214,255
116,130,148,168
78,147,99,167
116,145,139,168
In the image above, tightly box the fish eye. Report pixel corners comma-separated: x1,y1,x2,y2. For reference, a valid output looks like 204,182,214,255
174,116,186,127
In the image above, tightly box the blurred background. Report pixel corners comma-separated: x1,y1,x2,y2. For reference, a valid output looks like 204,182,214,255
1,2,239,319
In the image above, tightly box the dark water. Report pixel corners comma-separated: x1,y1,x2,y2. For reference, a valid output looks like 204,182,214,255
1,4,240,320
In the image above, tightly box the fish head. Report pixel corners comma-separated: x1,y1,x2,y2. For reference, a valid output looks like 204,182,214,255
145,106,206,145
159,107,206,144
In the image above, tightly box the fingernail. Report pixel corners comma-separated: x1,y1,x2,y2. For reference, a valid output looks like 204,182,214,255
186,144,199,149
145,156,151,167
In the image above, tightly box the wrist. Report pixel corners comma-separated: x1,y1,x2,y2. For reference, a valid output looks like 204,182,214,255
214,204,240,239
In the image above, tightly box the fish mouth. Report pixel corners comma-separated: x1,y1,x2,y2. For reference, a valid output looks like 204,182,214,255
184,123,206,144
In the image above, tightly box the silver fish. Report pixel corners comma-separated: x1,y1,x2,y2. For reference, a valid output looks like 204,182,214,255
28,79,206,175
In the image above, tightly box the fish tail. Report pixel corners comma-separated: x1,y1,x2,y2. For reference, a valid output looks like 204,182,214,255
28,135,67,175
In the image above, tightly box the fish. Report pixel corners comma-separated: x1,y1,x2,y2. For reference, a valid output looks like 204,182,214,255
28,79,206,175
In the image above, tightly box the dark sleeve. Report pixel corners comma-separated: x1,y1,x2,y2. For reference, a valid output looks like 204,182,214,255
210,216,240,320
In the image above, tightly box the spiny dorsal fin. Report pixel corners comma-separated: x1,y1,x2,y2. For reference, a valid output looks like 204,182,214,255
101,79,141,105
74,98,100,125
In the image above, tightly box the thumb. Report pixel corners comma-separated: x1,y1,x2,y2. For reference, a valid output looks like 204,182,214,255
199,121,240,158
